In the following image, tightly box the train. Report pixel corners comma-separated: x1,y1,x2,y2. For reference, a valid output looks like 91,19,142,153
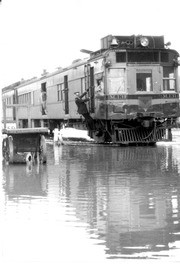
2,34,180,145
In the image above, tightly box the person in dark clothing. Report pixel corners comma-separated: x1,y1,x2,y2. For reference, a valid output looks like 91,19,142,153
74,90,94,131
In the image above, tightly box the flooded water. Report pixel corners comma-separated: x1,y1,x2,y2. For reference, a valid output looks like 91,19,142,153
1,134,180,264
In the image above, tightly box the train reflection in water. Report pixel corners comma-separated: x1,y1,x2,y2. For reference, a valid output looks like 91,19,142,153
3,143,180,260
52,144,180,258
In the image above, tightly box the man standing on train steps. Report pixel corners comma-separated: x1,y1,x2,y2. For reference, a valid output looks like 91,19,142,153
74,89,94,131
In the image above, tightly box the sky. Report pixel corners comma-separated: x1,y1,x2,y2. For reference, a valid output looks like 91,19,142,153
0,0,180,88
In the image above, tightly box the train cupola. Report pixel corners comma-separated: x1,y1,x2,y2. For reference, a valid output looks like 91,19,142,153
101,34,165,50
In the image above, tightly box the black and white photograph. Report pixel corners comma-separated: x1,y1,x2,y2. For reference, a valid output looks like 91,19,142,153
1,0,180,263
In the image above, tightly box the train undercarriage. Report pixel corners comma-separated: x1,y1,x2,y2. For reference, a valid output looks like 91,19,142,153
15,116,176,146
85,117,175,145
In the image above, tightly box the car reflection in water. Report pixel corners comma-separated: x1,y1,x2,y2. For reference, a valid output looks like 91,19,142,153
3,162,48,198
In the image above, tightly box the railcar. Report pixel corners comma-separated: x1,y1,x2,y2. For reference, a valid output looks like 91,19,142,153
2,34,180,144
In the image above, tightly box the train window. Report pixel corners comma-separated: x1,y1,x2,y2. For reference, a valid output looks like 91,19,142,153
95,78,104,96
34,119,41,127
136,71,152,91
57,83,64,101
22,119,28,128
161,52,169,62
41,82,47,113
81,77,85,93
107,69,125,94
43,119,48,127
18,92,32,104
41,82,46,92
163,66,174,78
116,52,126,62
6,97,12,105
128,52,159,63
163,67,175,91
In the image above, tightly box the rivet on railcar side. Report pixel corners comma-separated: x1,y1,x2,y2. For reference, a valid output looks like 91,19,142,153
2,34,180,145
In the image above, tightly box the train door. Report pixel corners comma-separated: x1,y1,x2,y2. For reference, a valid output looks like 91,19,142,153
13,89,18,121
89,66,95,113
41,82,47,115
84,65,95,113
64,75,69,114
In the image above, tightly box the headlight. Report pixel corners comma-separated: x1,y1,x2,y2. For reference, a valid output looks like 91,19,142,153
140,37,149,47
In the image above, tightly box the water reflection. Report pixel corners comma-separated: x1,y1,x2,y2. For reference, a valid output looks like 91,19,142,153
4,163,48,197
52,144,180,259
1,143,180,262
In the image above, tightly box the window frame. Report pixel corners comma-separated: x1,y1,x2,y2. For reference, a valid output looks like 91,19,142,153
57,83,64,101
162,66,176,91
136,70,153,92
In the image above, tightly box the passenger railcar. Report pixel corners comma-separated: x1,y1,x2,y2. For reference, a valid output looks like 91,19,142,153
2,34,180,144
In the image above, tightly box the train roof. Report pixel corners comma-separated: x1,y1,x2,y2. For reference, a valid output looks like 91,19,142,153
2,34,179,92
2,57,89,92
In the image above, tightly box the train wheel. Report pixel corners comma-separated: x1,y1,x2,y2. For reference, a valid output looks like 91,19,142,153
39,135,47,163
